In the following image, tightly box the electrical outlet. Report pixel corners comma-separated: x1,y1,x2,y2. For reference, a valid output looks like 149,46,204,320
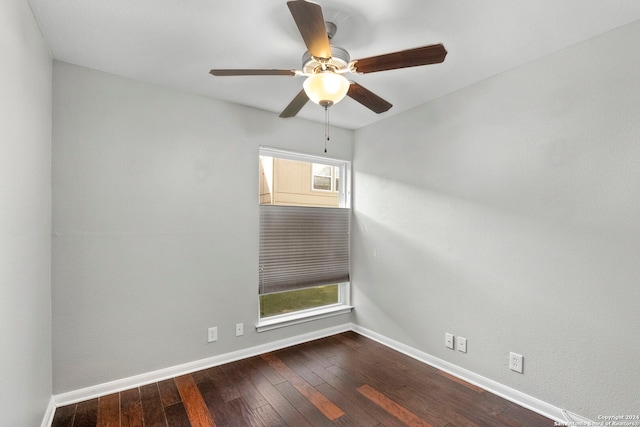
458,337,467,353
235,323,244,337
445,333,454,349
509,352,523,373
207,327,217,343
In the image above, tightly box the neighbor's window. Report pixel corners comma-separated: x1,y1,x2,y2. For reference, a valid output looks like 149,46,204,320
312,163,339,192
258,147,351,329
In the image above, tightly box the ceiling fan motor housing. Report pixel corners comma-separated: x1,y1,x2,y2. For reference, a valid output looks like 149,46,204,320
302,45,350,74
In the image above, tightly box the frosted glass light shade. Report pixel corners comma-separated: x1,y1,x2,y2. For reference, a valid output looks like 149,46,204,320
303,72,350,107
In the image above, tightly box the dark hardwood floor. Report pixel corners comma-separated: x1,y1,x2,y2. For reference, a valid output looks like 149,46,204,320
51,331,554,426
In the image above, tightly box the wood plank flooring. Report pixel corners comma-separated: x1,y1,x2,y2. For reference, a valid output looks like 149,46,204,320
51,331,554,427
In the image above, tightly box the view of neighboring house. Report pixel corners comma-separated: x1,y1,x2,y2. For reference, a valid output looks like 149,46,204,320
259,156,340,207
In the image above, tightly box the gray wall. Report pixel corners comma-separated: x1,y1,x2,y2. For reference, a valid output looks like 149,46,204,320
0,0,53,424
352,21,640,419
52,61,353,393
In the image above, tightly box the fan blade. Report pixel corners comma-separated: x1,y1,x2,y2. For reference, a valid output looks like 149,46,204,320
287,0,332,59
347,82,392,114
210,69,297,77
279,89,309,118
352,44,447,74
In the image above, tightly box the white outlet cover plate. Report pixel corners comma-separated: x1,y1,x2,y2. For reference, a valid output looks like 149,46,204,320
510,352,523,373
458,337,467,353
236,323,244,337
207,327,217,343
445,333,454,349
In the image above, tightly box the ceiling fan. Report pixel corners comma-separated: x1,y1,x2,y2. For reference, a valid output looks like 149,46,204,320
210,0,447,118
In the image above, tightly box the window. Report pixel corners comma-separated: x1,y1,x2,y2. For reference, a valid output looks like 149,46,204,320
257,147,352,331
312,163,339,192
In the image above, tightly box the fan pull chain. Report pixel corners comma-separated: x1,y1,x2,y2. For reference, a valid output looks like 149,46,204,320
324,105,330,153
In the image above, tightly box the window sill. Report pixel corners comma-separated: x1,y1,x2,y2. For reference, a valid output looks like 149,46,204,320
256,304,354,333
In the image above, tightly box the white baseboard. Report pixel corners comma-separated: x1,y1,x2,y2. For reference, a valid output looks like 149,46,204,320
53,323,351,407
351,324,592,425
48,322,593,427
41,396,56,427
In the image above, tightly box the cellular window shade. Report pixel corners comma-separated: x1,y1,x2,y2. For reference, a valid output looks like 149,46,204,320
259,205,350,295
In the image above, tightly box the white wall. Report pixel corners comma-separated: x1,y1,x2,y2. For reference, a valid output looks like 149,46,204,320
352,21,640,419
0,0,53,424
52,61,353,393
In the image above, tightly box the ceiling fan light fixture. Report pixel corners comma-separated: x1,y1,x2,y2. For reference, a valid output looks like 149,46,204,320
303,71,350,107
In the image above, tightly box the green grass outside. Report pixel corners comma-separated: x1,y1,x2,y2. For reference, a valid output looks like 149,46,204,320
260,284,339,318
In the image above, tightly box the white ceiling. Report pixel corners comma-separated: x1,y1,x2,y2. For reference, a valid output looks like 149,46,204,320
28,0,640,129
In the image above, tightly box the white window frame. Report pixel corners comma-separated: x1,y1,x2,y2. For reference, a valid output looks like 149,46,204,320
256,147,352,332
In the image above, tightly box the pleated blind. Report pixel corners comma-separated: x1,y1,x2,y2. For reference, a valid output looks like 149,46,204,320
259,204,350,295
